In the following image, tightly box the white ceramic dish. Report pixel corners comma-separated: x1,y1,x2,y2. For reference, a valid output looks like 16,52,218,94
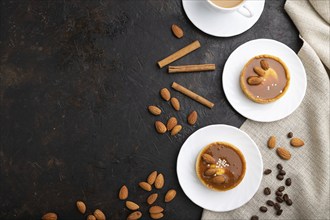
177,124,263,212
222,39,307,122
182,0,265,37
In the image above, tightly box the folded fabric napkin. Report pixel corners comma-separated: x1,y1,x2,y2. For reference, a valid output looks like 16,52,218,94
202,0,330,219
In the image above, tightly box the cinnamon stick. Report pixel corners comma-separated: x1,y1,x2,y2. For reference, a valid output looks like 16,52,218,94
171,82,215,109
168,64,215,73
157,40,201,68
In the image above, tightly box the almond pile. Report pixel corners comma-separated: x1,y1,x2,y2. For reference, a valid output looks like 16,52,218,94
148,87,198,136
247,60,269,86
266,132,305,160
119,171,176,219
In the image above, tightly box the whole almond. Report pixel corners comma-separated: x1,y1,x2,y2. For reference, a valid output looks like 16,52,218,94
170,97,180,111
155,121,167,134
160,88,171,101
87,215,96,220
204,168,217,176
171,24,184,38
290,138,304,147
267,136,276,149
155,173,164,189
165,189,177,202
212,175,225,184
126,201,140,211
147,171,158,185
253,66,266,77
127,211,142,220
149,206,164,214
171,125,182,136
187,111,198,125
148,106,161,116
247,76,263,85
76,201,86,214
94,209,106,220
166,117,177,131
260,60,270,70
150,213,164,219
139,181,152,191
276,147,291,160
119,185,128,200
41,213,57,220
147,193,158,205
202,153,216,164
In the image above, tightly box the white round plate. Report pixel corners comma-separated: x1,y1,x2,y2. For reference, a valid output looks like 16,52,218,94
177,124,263,212
223,39,307,122
182,0,265,37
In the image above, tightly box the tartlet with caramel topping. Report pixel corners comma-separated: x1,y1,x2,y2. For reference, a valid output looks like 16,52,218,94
240,54,290,104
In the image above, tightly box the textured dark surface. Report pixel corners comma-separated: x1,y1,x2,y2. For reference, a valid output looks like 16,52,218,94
0,0,301,219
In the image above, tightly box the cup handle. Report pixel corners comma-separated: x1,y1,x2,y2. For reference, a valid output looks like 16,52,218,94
237,5,253,18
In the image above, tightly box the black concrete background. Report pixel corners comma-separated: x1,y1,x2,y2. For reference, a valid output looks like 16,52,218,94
0,0,301,219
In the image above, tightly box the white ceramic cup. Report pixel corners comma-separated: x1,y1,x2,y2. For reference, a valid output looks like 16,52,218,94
206,0,254,18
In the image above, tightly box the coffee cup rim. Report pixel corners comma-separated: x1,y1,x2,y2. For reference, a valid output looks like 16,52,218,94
207,0,246,11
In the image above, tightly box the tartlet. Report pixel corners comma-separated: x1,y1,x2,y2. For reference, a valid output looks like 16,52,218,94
240,54,290,104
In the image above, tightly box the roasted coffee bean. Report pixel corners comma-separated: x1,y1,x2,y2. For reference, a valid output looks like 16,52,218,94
278,186,285,192
276,209,283,216
277,163,283,170
277,174,284,180
285,178,292,186
259,206,267,213
264,169,272,175
283,194,289,201
266,200,274,206
276,191,283,197
274,203,281,210
279,170,286,175
286,199,293,206
264,187,271,195
276,196,284,203
287,132,293,138
251,215,259,220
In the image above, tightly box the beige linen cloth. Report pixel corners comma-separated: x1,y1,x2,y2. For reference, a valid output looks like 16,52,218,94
202,0,330,219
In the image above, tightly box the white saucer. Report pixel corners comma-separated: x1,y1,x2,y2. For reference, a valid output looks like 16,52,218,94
222,39,307,122
177,124,263,212
182,0,265,37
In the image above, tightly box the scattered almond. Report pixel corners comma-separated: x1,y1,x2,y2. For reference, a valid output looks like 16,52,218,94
202,153,216,164
126,201,140,211
41,213,57,220
155,121,167,134
267,136,276,149
147,171,158,185
204,168,217,176
171,125,182,136
170,97,180,111
139,182,152,191
187,111,198,125
148,106,162,116
93,209,106,220
212,175,225,184
119,185,128,200
247,76,263,85
76,201,86,214
171,24,184,38
276,147,291,160
127,211,142,220
160,88,171,101
165,189,176,202
149,206,164,214
147,193,158,205
260,60,270,70
166,117,177,131
290,138,304,147
87,215,96,220
150,213,164,219
154,173,165,189
253,66,266,77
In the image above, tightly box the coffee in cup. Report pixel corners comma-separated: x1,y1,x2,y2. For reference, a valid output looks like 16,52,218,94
209,0,244,8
